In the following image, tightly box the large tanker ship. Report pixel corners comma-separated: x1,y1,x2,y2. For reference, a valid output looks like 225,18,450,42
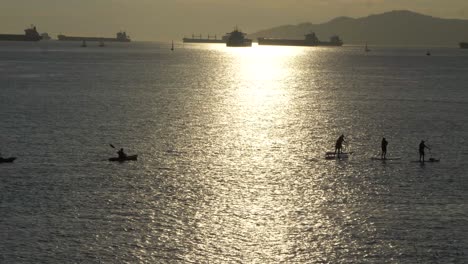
0,26,42,41
226,28,252,47
258,32,343,47
58,31,131,42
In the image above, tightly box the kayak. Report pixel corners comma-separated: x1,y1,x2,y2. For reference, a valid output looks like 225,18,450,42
0,157,16,163
109,155,138,162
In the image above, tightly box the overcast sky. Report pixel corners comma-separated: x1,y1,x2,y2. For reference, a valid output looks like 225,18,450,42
2,0,468,41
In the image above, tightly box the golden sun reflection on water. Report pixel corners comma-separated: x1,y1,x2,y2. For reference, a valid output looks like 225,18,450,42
183,45,345,262
223,45,306,117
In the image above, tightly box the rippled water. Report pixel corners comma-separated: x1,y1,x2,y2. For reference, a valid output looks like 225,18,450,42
1,41,468,263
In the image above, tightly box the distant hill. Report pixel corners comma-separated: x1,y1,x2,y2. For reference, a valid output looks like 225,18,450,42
248,10,468,46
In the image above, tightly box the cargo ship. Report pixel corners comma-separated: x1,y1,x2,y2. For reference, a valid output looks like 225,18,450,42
0,26,42,41
460,42,468,49
41,33,51,40
258,32,343,47
58,31,131,42
183,34,228,43
226,28,252,47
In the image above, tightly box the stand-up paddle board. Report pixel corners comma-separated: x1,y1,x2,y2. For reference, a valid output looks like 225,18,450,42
410,158,440,163
325,152,351,160
370,157,401,161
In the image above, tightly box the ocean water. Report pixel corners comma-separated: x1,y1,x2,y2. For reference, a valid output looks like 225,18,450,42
1,41,468,263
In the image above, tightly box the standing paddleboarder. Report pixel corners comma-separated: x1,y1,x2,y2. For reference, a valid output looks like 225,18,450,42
419,140,430,162
381,137,388,160
335,134,346,154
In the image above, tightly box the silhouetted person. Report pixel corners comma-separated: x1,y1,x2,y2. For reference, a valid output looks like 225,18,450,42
117,148,127,159
335,134,346,154
419,140,430,162
381,137,388,159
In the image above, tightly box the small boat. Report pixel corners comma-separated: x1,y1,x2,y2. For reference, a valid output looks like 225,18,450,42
426,51,431,56
99,41,105,47
81,40,87,47
109,154,138,162
0,157,17,163
365,43,370,52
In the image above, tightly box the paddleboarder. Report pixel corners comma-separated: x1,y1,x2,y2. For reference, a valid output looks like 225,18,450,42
419,140,430,162
381,137,388,159
335,134,346,154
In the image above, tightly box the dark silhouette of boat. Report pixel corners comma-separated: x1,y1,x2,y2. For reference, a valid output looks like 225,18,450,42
183,34,228,43
365,42,370,52
109,155,138,162
0,26,42,41
258,32,343,47
99,41,105,47
460,42,468,49
81,40,87,47
41,33,51,40
0,157,16,163
58,31,131,42
226,27,252,47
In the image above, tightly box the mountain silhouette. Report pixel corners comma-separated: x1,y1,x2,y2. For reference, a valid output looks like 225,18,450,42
249,10,468,46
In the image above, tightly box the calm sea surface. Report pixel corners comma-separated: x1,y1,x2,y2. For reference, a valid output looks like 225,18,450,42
1,41,468,263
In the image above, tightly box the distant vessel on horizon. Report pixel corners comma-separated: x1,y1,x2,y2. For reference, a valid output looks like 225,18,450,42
183,34,227,43
365,42,370,52
58,31,131,42
226,27,252,47
257,32,343,47
460,42,468,49
0,26,42,41
40,33,51,40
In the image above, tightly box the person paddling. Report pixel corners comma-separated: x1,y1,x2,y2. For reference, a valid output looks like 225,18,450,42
419,140,430,162
381,137,388,160
117,148,127,159
335,134,346,154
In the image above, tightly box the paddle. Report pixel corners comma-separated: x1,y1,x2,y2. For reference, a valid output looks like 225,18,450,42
343,139,353,154
109,144,116,149
425,141,433,158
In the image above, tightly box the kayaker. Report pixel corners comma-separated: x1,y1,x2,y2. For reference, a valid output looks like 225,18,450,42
419,140,430,162
335,134,346,154
117,148,127,159
381,137,388,159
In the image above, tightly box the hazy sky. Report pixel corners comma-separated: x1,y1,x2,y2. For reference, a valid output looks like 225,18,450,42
2,0,468,41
